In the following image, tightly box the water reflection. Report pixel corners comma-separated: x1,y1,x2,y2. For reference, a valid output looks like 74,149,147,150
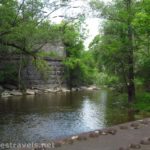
80,90,107,130
0,90,132,143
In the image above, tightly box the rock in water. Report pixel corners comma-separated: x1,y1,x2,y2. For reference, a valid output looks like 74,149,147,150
1,91,12,98
26,89,35,95
11,90,23,96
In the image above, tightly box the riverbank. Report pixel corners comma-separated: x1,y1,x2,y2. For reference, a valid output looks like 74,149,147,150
18,118,150,150
0,85,100,98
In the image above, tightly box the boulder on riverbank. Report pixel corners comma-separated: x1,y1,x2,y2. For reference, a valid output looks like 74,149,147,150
10,90,23,96
0,85,100,98
44,88,70,93
1,90,23,98
79,85,100,91
26,89,35,95
1,91,12,98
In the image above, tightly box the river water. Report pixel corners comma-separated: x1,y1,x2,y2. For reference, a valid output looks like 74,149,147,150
0,89,134,143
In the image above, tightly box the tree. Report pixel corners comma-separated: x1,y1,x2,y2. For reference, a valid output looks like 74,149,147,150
133,0,150,90
90,0,139,103
59,22,96,89
0,0,69,88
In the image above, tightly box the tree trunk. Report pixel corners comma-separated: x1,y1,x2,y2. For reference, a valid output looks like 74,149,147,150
126,0,135,103
18,53,23,90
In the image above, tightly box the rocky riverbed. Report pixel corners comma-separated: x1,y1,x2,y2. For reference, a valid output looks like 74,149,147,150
0,85,100,98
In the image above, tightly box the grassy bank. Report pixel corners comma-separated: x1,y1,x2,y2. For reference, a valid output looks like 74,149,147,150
134,92,150,113
109,89,150,117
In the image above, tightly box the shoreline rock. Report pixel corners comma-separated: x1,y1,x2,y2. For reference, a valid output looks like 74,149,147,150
1,91,12,98
10,90,23,96
76,85,100,91
0,85,100,98
26,89,35,95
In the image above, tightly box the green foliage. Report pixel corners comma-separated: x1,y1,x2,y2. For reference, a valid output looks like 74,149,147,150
95,72,119,86
90,0,150,101
90,0,150,105
133,0,150,90
61,22,96,87
134,92,150,112
32,58,51,80
0,0,67,88
0,0,62,55
37,51,59,58
0,64,18,84
133,0,150,34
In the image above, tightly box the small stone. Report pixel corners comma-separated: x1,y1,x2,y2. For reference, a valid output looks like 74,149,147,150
89,132,99,138
107,128,117,135
130,123,140,129
140,137,150,145
94,130,99,134
120,126,128,130
77,135,87,141
101,131,107,135
71,136,78,140
119,147,130,150
129,143,141,149
97,130,103,135
140,120,149,125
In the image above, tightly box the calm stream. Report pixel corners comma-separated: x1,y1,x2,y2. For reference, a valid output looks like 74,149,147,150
0,89,134,143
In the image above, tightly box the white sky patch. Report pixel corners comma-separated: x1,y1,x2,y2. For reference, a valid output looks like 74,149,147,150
49,0,101,49
84,18,101,50
49,0,112,49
